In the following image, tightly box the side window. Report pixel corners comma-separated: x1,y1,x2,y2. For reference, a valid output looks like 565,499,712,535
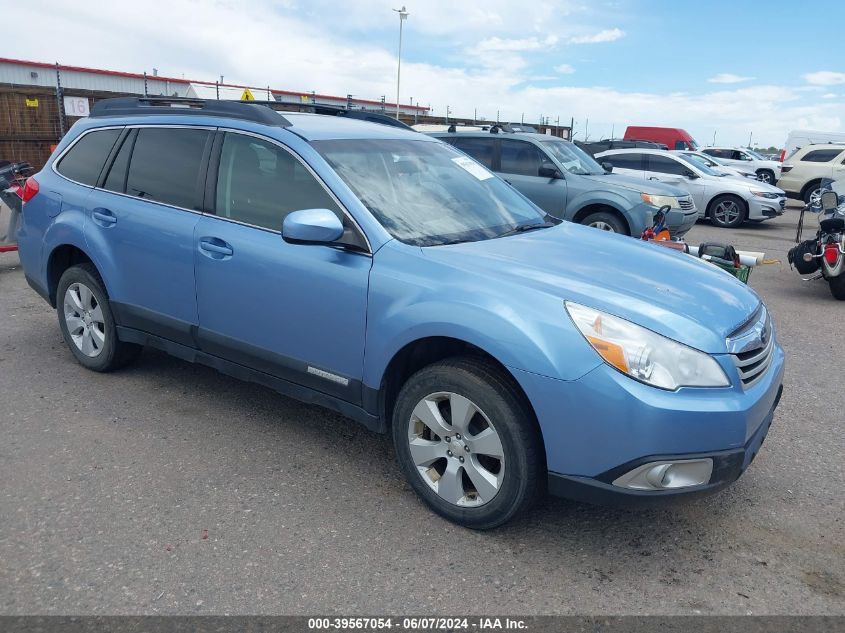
705,149,727,159
125,127,211,209
733,151,749,161
215,132,342,231
103,131,134,193
56,128,121,186
499,140,544,177
647,155,688,175
447,138,495,169
605,153,644,171
801,149,843,163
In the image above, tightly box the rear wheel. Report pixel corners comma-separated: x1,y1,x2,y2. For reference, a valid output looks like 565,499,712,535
708,195,747,228
391,357,543,529
57,264,142,372
829,274,845,300
580,210,628,235
757,169,775,184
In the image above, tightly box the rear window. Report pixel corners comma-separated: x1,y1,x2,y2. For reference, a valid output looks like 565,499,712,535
801,149,844,163
56,128,122,186
125,128,211,209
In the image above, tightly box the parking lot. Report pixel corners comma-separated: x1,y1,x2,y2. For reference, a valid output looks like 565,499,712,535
0,204,843,616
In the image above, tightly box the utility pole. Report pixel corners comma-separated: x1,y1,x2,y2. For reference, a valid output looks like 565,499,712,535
393,6,409,120
55,62,65,137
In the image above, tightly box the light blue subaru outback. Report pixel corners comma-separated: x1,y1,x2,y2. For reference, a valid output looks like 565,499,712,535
17,98,784,529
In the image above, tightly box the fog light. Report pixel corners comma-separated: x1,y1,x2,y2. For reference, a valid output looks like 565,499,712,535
612,459,713,491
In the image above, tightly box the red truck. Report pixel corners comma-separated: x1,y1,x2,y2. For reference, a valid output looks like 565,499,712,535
624,126,699,151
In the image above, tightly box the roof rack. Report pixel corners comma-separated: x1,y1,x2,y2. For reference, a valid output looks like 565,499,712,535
89,97,292,127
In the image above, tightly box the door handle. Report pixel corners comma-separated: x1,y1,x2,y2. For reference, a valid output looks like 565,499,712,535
92,208,117,226
198,237,233,258
648,176,659,181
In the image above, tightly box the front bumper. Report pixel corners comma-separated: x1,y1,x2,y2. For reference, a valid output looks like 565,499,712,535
548,383,782,506
748,195,787,220
510,338,785,502
662,206,699,238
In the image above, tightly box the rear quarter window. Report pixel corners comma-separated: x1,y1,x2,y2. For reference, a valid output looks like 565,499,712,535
800,149,844,163
56,128,122,186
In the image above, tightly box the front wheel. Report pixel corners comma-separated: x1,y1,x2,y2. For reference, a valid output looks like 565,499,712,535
829,274,845,300
580,210,628,235
803,182,823,209
57,264,142,371
709,195,747,228
391,357,544,529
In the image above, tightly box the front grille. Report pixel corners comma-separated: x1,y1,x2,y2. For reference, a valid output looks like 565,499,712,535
732,334,775,388
728,306,775,389
679,198,694,210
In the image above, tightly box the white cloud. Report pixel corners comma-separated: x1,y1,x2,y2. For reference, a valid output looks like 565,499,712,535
473,35,558,53
708,73,754,84
569,28,625,44
6,0,842,146
823,93,838,99
804,71,845,86
555,64,576,74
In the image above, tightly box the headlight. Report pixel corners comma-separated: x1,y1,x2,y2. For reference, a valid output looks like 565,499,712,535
565,302,730,390
640,193,680,209
751,190,779,199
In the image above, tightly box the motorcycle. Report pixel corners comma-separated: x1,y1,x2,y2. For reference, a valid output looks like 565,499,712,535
788,177,845,300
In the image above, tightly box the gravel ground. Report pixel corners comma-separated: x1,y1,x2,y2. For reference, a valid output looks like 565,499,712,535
0,204,843,615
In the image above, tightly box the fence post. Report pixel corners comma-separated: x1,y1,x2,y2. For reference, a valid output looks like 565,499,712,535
216,81,219,100
143,71,148,97
54,62,65,138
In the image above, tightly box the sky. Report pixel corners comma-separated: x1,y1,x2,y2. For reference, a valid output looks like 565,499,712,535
9,0,845,147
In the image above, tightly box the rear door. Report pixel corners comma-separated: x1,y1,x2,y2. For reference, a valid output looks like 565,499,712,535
84,126,212,345
193,130,371,404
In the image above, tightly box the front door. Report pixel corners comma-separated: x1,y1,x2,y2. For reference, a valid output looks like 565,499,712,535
497,139,568,218
193,131,371,404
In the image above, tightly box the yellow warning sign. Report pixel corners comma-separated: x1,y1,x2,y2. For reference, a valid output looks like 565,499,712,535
240,88,255,101
25,98,39,107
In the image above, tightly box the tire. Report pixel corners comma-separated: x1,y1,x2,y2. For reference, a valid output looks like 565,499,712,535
56,263,142,372
708,194,747,228
757,169,776,185
803,181,823,209
391,356,543,529
580,210,628,235
829,274,845,300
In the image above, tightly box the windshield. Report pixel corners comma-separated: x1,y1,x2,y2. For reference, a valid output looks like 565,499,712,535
745,149,765,160
314,139,550,246
683,152,724,172
541,140,605,175
676,153,720,176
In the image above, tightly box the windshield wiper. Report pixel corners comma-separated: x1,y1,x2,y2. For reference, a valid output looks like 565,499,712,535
497,221,556,238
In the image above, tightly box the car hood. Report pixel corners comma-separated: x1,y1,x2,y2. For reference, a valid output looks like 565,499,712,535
422,223,760,354
580,173,688,197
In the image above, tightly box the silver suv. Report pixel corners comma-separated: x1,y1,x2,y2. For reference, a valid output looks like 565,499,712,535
700,147,782,184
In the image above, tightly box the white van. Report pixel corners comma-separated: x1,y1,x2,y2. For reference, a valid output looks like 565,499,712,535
782,130,845,161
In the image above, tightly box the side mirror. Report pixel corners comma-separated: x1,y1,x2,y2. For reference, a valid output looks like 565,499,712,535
684,170,699,180
282,209,344,244
601,161,614,173
821,190,839,211
539,162,563,179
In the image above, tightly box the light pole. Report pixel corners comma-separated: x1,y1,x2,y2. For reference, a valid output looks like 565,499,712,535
393,5,409,120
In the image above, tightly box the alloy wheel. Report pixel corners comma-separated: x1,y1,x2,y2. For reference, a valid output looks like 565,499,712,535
809,188,822,209
758,172,772,183
63,282,105,358
713,200,741,224
589,221,615,232
407,392,505,507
